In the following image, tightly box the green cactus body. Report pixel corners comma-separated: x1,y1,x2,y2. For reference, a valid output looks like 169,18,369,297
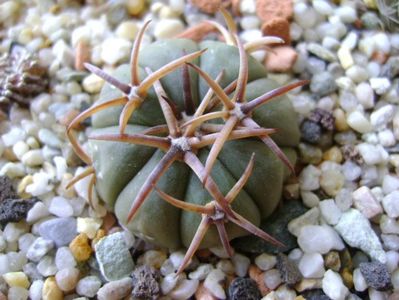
88,39,300,250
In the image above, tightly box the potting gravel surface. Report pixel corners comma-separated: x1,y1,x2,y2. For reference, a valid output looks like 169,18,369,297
0,0,398,299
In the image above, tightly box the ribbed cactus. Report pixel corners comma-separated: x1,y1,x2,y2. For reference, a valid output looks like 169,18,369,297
67,11,306,273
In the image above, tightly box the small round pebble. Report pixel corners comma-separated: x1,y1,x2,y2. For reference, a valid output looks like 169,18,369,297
76,276,102,298
97,277,132,300
359,261,392,291
228,277,261,300
55,267,80,292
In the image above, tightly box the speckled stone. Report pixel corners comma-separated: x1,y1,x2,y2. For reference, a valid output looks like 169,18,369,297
95,232,134,281
359,261,392,291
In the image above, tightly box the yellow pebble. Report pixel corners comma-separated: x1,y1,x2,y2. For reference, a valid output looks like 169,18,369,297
92,229,106,247
82,73,104,94
17,175,33,196
323,146,343,163
77,217,103,239
341,268,354,289
69,233,93,262
115,21,139,40
333,108,349,132
42,277,63,300
126,0,145,15
17,28,33,45
137,250,167,269
363,0,377,9
295,297,306,300
2,272,30,289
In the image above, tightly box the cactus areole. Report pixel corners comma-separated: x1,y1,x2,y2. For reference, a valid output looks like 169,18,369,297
67,15,307,273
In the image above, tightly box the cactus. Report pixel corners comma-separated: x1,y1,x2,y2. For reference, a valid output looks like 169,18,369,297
67,11,307,273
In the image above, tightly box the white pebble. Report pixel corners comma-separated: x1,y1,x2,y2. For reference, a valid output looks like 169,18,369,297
25,171,54,196
313,0,333,15
7,286,29,300
352,186,383,219
189,264,213,280
299,165,321,191
322,270,349,300
37,256,57,277
298,225,344,254
76,275,101,298
4,223,30,243
161,273,180,295
169,279,199,300
18,233,36,253
48,196,74,218
55,267,80,292
382,191,399,218
335,6,357,23
240,16,260,30
2,127,26,147
13,141,29,161
26,202,49,223
263,269,282,290
346,111,372,133
0,163,25,179
374,32,391,53
154,19,184,39
370,105,395,129
337,46,353,69
386,250,399,272
319,199,342,225
294,4,317,29
29,280,43,300
341,32,358,50
357,143,388,165
53,156,67,181
335,209,386,263
240,0,256,14
255,253,277,271
77,217,102,239
169,251,185,270
231,253,249,277
301,191,320,208
204,269,226,299
382,174,399,194
381,234,399,250
369,289,389,300
378,129,395,147
298,252,325,278
55,247,76,270
101,37,131,65
288,207,320,237
26,237,54,262
341,161,361,182
353,268,367,292
370,77,391,95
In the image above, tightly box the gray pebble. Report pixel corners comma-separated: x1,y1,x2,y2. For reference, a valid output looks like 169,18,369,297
276,253,302,286
359,261,392,291
310,71,338,96
95,232,134,281
38,217,77,247
97,277,132,300
131,265,161,300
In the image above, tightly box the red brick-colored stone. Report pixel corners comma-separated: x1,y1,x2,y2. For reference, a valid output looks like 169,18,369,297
248,264,270,296
176,22,217,42
256,0,293,23
264,46,298,72
74,40,90,71
191,0,222,14
261,17,291,45
195,283,218,300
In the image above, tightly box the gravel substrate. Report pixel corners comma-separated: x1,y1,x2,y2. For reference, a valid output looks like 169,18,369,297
0,0,399,299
